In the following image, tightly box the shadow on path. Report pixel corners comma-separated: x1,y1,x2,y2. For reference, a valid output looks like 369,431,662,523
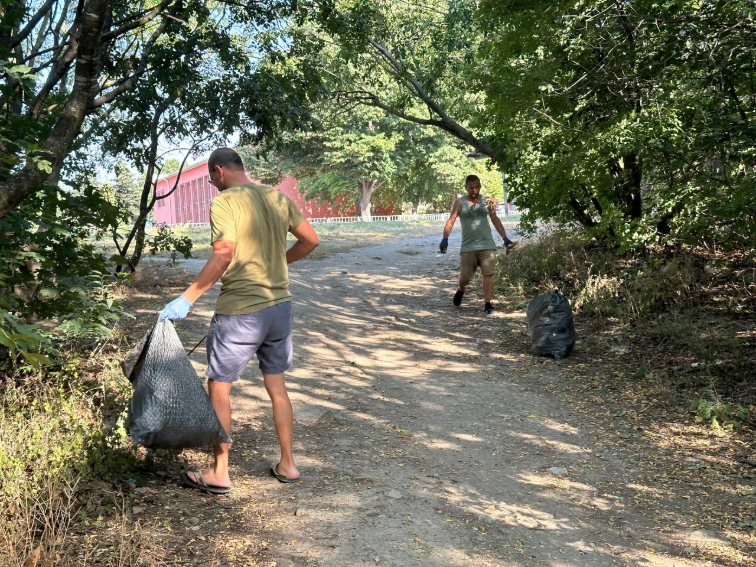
146,229,738,567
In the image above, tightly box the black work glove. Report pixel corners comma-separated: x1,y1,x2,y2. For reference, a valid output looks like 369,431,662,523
439,237,448,254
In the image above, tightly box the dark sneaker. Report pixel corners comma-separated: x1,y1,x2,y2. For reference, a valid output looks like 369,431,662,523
484,302,495,314
453,290,464,307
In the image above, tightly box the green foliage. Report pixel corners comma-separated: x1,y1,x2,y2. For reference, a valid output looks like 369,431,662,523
300,0,756,249
496,232,705,323
0,311,50,369
101,163,142,222
149,224,193,264
477,0,756,249
0,60,51,181
161,158,181,175
241,105,503,216
690,388,745,430
0,184,127,364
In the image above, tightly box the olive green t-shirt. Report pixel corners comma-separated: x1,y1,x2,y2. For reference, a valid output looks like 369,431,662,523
210,183,305,315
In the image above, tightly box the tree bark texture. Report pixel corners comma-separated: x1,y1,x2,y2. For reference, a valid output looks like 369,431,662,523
0,0,112,218
358,180,376,222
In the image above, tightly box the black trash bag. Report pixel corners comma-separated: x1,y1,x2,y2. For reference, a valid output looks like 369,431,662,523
123,320,231,449
526,290,577,360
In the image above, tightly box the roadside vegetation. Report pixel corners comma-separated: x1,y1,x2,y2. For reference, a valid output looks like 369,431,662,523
498,231,755,430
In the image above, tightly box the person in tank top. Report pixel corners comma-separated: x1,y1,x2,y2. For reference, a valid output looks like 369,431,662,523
439,174,517,314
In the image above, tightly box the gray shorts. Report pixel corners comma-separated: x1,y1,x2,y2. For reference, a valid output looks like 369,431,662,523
205,301,293,382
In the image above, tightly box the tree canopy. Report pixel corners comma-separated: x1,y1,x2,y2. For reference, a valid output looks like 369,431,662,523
0,0,320,364
295,0,756,248
240,103,504,220
0,0,316,217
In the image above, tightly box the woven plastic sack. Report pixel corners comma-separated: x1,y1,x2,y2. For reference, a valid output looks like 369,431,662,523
123,320,231,449
526,290,576,360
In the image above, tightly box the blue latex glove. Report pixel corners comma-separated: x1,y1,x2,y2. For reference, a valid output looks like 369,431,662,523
439,237,449,253
159,296,192,321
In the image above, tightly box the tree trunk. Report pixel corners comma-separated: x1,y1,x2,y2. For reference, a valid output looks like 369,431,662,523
114,105,163,273
129,215,149,272
624,152,643,219
412,196,420,214
568,198,598,228
358,180,375,222
0,0,112,218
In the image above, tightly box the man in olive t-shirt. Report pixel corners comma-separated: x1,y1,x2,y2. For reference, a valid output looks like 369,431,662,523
159,148,319,493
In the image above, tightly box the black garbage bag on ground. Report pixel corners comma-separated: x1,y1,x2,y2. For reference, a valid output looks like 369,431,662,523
122,320,231,449
526,290,577,360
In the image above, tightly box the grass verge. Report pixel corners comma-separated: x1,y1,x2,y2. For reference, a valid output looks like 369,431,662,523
496,229,756,427
495,231,756,563
97,218,523,262
0,332,186,565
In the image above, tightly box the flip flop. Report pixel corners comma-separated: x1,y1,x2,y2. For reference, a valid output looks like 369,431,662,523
270,464,300,484
180,471,231,495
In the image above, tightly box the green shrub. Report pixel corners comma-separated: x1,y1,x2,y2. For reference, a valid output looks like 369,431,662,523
690,388,745,430
497,231,704,322
0,360,145,563
148,224,193,264
0,185,128,368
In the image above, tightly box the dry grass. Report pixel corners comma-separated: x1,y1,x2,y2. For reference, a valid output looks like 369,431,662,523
497,230,756,420
94,220,447,262
0,474,80,567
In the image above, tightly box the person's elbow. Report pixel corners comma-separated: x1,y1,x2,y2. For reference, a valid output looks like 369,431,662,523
302,233,319,252
212,241,235,267
292,220,319,252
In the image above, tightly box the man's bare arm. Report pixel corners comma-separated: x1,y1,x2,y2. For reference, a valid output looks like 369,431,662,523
489,210,510,241
443,199,461,238
287,218,319,264
182,240,235,303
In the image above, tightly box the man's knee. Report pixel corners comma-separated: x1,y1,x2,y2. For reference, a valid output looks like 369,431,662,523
263,372,288,397
208,379,232,398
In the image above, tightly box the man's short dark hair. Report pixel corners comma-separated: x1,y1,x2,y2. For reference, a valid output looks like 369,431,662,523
465,174,480,184
208,148,244,172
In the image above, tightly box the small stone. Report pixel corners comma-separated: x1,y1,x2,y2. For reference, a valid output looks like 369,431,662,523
548,467,568,476
274,559,295,567
134,487,148,494
131,506,144,514
184,517,201,526
386,489,403,499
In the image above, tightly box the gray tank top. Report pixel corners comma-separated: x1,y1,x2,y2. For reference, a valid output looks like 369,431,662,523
459,194,496,253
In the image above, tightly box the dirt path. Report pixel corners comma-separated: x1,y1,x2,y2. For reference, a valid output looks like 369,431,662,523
142,228,735,567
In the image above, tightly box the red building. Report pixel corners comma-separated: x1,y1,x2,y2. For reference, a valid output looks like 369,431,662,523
153,159,393,225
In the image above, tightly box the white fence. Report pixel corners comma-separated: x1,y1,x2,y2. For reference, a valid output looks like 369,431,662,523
308,213,448,224
163,213,449,228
